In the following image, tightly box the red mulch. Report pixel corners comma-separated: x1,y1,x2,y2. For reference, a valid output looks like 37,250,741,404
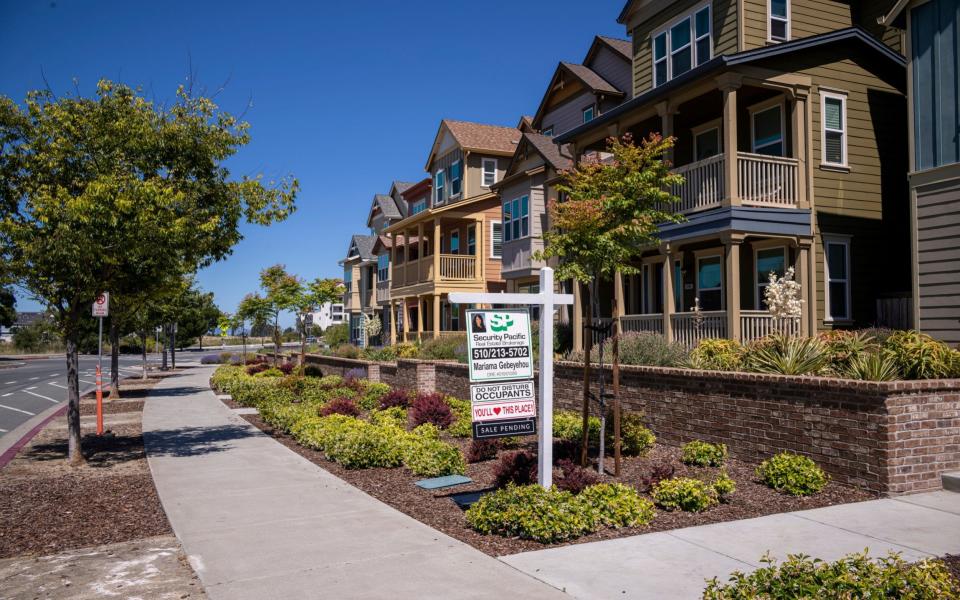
240,413,875,557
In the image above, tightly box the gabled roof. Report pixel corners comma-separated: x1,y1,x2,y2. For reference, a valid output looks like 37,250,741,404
556,27,906,144
523,133,573,171
390,181,416,196
371,234,393,256
561,62,623,96
517,115,535,132
425,119,520,169
588,36,632,63
346,234,376,262
618,0,671,25
878,0,910,27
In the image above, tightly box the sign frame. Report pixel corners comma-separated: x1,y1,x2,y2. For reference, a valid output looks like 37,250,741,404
92,292,110,318
464,308,534,384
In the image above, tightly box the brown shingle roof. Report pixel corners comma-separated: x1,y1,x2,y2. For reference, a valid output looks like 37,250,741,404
597,36,632,61
560,62,623,96
523,133,573,172
443,119,520,154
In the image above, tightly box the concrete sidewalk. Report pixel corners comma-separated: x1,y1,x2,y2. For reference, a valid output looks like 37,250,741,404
142,366,565,600
502,491,960,599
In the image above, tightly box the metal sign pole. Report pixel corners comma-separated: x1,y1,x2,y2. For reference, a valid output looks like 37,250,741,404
96,315,103,435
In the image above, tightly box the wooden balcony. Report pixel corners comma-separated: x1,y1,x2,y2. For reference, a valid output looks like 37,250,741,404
613,311,802,347
390,254,479,290
376,280,390,304
668,152,801,215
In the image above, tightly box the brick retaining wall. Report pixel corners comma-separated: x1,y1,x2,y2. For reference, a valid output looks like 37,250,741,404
302,354,960,495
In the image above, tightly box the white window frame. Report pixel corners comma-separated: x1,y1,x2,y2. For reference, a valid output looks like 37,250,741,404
411,199,426,215
749,98,786,156
695,253,724,311
582,105,595,123
692,119,722,161
449,159,462,198
434,170,445,205
754,245,787,308
482,158,498,187
823,235,852,322
820,90,848,168
651,2,712,88
490,221,503,258
768,0,791,42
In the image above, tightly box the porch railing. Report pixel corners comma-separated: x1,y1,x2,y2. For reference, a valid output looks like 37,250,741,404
620,314,664,335
671,154,725,213
737,152,799,207
740,311,800,343
440,254,476,280
671,311,727,347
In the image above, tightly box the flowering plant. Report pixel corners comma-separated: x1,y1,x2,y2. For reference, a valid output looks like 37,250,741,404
764,267,802,334
365,314,382,338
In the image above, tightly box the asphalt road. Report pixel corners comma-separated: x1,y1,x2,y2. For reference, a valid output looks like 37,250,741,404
0,355,156,438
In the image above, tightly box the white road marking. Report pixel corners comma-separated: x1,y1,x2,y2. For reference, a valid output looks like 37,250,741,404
25,390,59,403
29,377,39,380
1,393,11,397
48,382,67,389
0,428,7,433
48,373,59,377
80,379,95,385
4,381,15,385
0,404,34,415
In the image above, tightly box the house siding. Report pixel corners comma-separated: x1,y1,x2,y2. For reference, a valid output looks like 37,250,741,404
500,171,547,279
913,169,960,345
742,0,904,52
632,0,738,96
588,45,633,98
431,148,463,205
541,91,600,138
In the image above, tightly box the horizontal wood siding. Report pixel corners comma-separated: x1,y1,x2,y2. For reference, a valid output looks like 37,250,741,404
915,177,960,344
499,172,546,278
541,90,598,138
588,45,633,98
466,152,505,199
632,0,738,96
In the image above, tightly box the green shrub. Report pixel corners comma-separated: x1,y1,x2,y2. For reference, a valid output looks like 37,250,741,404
417,334,468,362
445,397,472,438
403,437,466,477
882,330,960,380
323,323,349,347
465,484,597,543
576,483,656,528
369,406,407,428
254,367,285,378
819,330,877,373
290,414,361,451
410,422,441,440
652,477,718,512
553,410,601,444
703,551,959,599
358,382,391,411
568,332,688,367
844,350,901,381
363,346,397,361
324,421,405,469
603,413,656,456
688,338,745,371
745,335,829,375
681,440,728,467
756,452,828,496
712,469,736,501
318,374,344,388
334,344,361,359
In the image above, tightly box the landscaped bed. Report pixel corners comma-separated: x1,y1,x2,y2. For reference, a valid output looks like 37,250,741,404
212,364,875,557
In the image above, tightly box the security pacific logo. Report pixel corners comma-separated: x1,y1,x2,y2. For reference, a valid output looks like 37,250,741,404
490,313,513,332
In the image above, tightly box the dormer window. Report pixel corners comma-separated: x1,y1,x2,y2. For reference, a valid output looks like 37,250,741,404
542,126,554,137
411,199,427,215
652,3,711,87
582,106,595,123
434,170,445,205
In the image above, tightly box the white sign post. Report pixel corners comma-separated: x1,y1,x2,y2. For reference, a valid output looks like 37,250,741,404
450,267,573,489
91,293,109,436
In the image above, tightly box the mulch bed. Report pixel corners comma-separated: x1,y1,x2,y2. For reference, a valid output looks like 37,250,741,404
219,396,242,409
0,376,172,559
942,555,960,584
240,412,875,557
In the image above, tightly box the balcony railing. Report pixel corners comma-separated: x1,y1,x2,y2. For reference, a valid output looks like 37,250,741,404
737,152,799,207
391,255,479,289
740,311,800,343
620,314,664,335
440,254,476,280
671,155,725,213
667,152,800,214
671,311,728,347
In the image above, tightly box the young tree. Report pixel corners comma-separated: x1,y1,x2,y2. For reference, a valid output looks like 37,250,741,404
257,265,301,366
537,133,683,473
0,287,15,341
292,278,345,369
238,293,271,349
0,81,297,464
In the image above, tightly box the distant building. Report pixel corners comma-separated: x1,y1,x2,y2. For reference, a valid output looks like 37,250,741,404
308,302,345,332
0,311,49,343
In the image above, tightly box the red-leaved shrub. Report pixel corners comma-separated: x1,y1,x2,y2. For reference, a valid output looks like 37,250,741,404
408,392,453,429
554,459,599,494
319,396,360,418
638,463,675,492
466,439,500,463
552,439,580,462
493,450,538,488
278,363,295,375
379,388,413,409
246,363,270,375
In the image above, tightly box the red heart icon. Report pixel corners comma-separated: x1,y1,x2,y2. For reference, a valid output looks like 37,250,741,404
493,407,501,415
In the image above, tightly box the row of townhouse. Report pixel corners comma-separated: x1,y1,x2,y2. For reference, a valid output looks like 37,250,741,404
340,0,960,349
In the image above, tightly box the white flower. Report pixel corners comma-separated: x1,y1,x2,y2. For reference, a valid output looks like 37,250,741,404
764,267,802,333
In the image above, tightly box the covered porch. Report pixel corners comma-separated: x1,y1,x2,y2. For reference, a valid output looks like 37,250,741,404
389,294,467,344
389,214,489,289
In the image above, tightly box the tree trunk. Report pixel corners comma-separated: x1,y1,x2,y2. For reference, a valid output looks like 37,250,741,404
171,323,177,369
612,297,621,476
65,336,84,466
141,332,148,379
300,319,306,374
273,314,280,368
109,318,120,399
580,281,593,468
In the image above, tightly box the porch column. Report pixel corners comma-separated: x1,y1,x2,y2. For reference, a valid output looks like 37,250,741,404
416,296,423,342
792,90,811,209
475,217,484,282
433,294,441,338
656,101,677,163
417,222,425,281
724,236,742,341
573,281,584,350
662,248,674,342
614,271,625,323
796,243,811,336
717,74,741,207
433,218,441,282
389,300,397,345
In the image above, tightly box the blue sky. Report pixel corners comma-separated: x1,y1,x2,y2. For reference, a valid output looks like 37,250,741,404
1,0,626,326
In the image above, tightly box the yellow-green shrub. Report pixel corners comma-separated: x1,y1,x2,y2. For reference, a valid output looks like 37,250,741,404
681,440,728,467
605,413,656,456
756,452,828,496
688,338,745,371
465,484,596,543
553,410,601,443
324,421,405,469
652,477,718,512
402,437,466,477
576,483,655,528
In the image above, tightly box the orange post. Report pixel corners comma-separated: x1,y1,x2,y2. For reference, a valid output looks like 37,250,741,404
96,365,103,435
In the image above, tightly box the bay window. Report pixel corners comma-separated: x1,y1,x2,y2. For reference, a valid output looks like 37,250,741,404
502,196,529,242
652,4,711,87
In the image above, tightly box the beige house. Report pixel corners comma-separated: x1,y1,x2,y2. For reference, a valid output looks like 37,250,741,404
384,120,518,343
556,0,911,349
